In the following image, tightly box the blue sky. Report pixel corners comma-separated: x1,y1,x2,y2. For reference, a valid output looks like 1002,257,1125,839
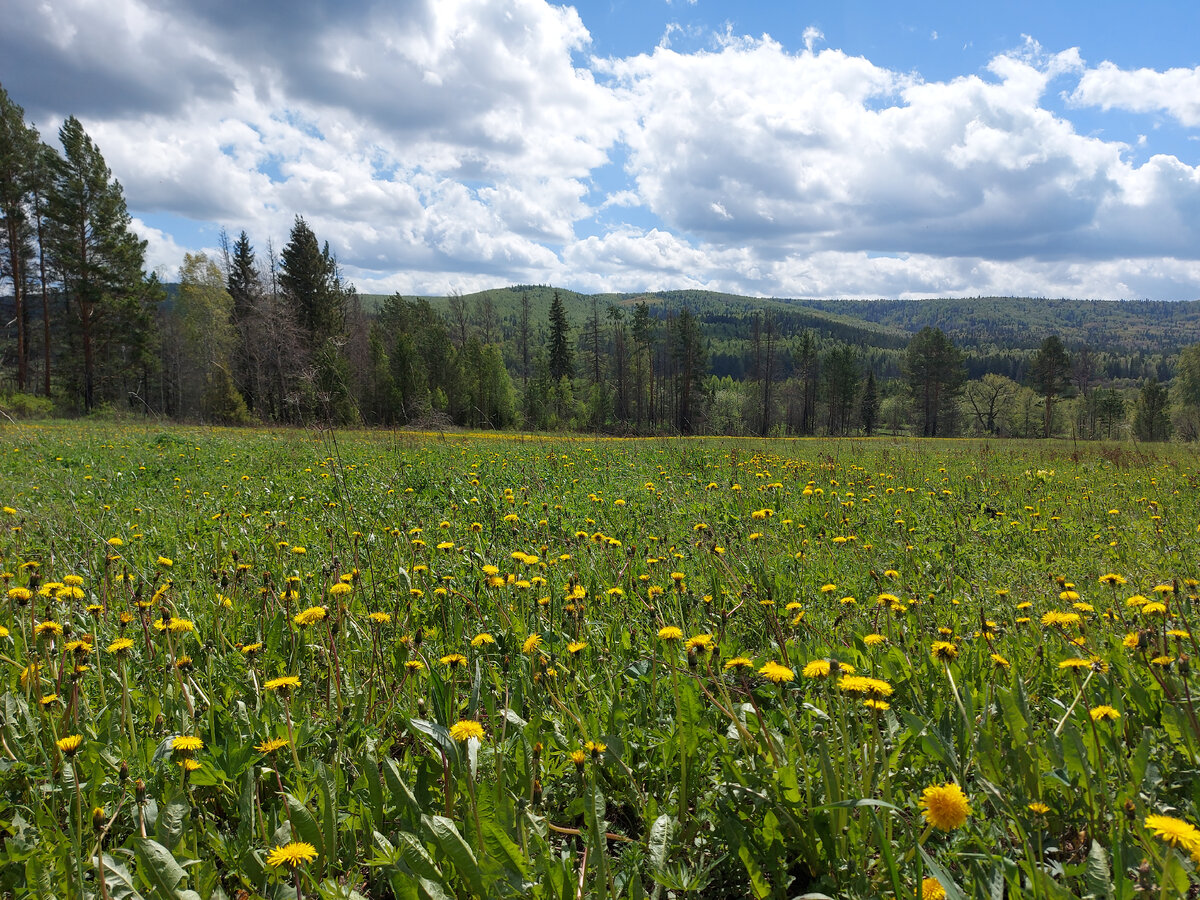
3,0,1199,299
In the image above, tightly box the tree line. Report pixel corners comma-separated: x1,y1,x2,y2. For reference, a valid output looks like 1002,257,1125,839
3,83,1199,440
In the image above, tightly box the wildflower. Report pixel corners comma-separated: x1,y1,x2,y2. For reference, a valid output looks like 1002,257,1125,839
34,621,63,638
930,641,958,663
256,737,289,754
1041,611,1081,628
441,653,467,668
405,660,425,672
328,582,352,597
1090,705,1120,722
1058,658,1092,670
919,782,971,831
657,626,683,642
1152,655,1174,667
241,642,263,655
1099,573,1126,587
368,612,391,625
266,841,319,869
292,606,326,627
6,587,31,603
838,675,893,698
990,653,1010,669
264,675,301,693
1028,802,1051,815
685,634,714,652
723,657,754,671
1144,814,1200,859
1142,602,1168,617
567,641,588,654
449,720,484,742
920,877,947,900
168,617,195,634
57,734,84,756
157,557,173,568
758,661,795,683
522,634,543,654
39,693,59,707
172,735,204,756
471,633,496,648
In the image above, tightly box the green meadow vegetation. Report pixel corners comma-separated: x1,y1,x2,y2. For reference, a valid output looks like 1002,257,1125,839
2,423,1200,899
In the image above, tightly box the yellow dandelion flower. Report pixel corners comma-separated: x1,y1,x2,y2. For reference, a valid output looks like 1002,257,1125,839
919,782,971,831
758,661,794,683
449,720,484,742
266,841,318,869
657,626,683,642
264,675,301,692
57,734,84,756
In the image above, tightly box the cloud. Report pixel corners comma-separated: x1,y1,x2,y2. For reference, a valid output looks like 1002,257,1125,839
603,37,1200,263
1071,62,1200,127
3,1,1198,300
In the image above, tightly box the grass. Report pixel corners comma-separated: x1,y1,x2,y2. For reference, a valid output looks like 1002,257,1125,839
1,422,1199,898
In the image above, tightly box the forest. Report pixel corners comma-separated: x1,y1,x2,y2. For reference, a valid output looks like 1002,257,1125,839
3,85,1200,442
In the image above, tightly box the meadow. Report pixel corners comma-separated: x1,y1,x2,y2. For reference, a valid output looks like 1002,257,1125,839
1,423,1199,900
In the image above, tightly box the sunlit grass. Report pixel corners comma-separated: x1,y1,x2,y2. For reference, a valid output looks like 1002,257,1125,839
1,423,1198,898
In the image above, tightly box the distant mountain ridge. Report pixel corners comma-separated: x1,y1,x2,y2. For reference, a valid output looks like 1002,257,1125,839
355,288,1200,354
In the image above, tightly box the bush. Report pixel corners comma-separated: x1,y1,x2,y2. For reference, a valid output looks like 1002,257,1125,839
0,392,55,420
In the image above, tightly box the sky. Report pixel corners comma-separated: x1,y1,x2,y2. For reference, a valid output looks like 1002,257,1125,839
3,0,1200,301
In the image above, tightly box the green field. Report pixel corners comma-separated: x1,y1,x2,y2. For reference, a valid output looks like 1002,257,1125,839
2,424,1199,899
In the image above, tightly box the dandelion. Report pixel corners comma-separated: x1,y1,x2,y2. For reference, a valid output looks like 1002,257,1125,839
167,617,195,634
758,661,794,683
919,782,971,831
657,626,683,642
256,737,289,754
567,641,588,654
157,557,173,568
470,633,495,648
863,633,886,646
449,720,484,742
522,634,543,654
919,877,947,900
266,841,319,869
57,734,84,756
368,612,391,625
1100,573,1127,587
1028,802,1051,815
1090,705,1120,721
723,657,754,671
264,675,301,693
931,641,958,662
1144,814,1200,859
440,653,467,668
990,653,1011,669
685,634,714,652
1041,611,1081,628
293,606,326,627
171,735,204,756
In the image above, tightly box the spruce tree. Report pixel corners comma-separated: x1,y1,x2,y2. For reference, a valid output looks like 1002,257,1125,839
548,290,573,381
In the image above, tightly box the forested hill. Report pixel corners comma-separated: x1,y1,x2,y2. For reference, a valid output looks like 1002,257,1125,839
358,288,1200,354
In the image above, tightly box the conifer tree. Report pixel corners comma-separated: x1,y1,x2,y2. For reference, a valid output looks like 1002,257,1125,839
46,116,157,412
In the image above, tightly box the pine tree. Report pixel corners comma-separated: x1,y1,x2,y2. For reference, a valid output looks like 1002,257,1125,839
1133,378,1171,442
0,84,41,392
860,369,880,436
46,116,156,412
280,216,344,349
904,327,965,437
548,290,573,381
1029,335,1072,438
